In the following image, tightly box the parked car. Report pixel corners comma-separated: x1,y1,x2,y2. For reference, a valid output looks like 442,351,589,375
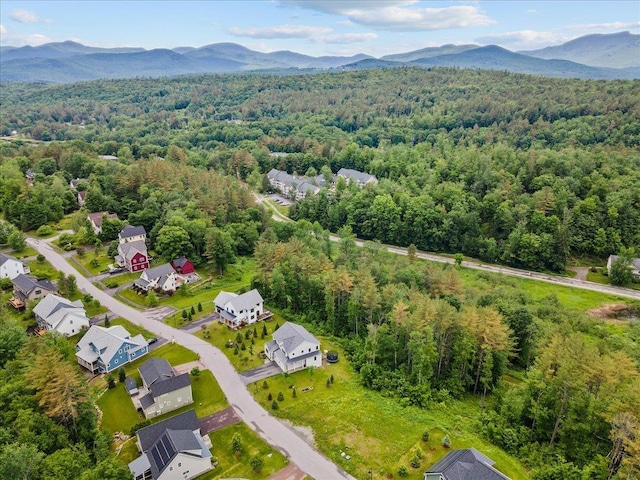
109,267,123,275
147,337,158,345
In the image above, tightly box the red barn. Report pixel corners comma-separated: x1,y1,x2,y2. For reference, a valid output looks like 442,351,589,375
171,256,195,274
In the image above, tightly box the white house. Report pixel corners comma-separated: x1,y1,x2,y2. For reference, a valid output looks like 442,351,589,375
33,294,90,337
137,358,193,419
133,263,181,293
87,211,119,235
265,322,322,373
129,410,212,480
214,289,271,328
607,254,640,279
0,253,29,280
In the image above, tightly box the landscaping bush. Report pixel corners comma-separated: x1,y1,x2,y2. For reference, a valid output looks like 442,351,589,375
36,225,53,237
107,374,116,389
441,434,451,448
277,391,284,401
422,431,430,442
410,450,421,469
267,393,273,401
250,455,264,473
231,433,242,453
130,420,152,436
262,380,269,389
36,254,45,263
118,368,126,383
0,278,12,291
271,400,279,410
398,466,408,477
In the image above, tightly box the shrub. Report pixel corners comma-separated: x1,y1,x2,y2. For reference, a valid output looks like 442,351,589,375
0,278,12,291
250,456,264,473
241,342,246,351
236,332,243,343
36,254,45,263
271,400,279,410
107,375,116,389
231,433,242,453
267,393,273,401
330,374,334,384
36,225,54,237
118,368,126,383
277,391,284,401
422,431,430,442
441,434,451,448
190,305,195,315
130,420,152,436
262,380,268,389
234,345,239,355
326,378,331,388
197,302,202,312
398,466,408,477
292,387,297,398
410,450,421,469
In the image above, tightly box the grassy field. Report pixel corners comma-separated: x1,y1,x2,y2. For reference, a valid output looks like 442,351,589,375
457,267,628,312
247,335,528,480
10,246,38,258
70,251,115,276
27,257,59,279
200,423,289,480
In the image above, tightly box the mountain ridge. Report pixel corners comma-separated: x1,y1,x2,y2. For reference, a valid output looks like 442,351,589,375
1,32,637,83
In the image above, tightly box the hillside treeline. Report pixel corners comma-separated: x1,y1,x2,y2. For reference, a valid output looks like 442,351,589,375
2,68,639,270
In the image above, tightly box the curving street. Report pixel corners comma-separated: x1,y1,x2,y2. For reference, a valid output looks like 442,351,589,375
26,237,354,480
254,193,640,301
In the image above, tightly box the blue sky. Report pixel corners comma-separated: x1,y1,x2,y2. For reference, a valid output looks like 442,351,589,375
1,1,638,56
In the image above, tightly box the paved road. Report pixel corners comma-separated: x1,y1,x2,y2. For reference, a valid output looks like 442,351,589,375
27,237,354,480
254,192,640,301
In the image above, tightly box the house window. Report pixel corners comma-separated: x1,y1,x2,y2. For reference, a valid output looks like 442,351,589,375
178,463,181,467
115,359,118,364
35,289,41,295
119,349,122,354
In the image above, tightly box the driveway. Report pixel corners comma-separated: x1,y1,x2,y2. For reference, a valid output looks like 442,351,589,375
27,237,354,480
240,361,283,385
199,406,241,435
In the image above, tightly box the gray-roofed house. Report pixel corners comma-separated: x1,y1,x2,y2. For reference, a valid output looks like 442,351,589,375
266,169,322,200
129,409,212,480
9,274,56,310
125,377,139,396
75,325,148,374
133,263,181,293
115,225,149,272
87,211,119,235
607,254,640,280
214,288,272,328
0,252,29,280
337,168,378,187
424,448,510,480
137,358,193,419
33,293,90,337
265,321,322,373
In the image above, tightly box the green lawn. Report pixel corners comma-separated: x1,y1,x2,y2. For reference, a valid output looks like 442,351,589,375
200,423,289,480
196,322,268,372
248,335,528,480
97,354,223,435
0,291,36,329
109,318,155,339
101,271,140,288
586,268,609,285
11,247,38,258
116,438,140,464
27,258,59,279
71,251,115,276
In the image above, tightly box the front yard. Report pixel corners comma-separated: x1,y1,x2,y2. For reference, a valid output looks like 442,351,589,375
201,423,289,480
246,334,528,480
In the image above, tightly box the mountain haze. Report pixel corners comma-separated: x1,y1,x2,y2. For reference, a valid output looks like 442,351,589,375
1,32,637,83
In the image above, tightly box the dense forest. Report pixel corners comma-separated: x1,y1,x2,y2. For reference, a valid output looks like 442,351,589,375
1,68,640,479
1,68,639,271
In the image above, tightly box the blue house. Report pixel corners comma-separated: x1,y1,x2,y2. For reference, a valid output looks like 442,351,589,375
76,325,149,374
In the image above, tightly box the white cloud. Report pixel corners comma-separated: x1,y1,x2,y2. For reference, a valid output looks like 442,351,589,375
566,21,640,31
477,30,567,50
337,20,355,26
527,9,537,15
228,24,332,39
10,8,50,24
280,1,495,31
314,32,378,44
0,24,53,46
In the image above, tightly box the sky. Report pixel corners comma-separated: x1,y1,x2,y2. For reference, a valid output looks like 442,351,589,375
1,1,639,56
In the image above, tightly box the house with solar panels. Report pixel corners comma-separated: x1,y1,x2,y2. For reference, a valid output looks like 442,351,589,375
129,409,212,480
136,358,193,419
265,321,322,373
424,448,510,480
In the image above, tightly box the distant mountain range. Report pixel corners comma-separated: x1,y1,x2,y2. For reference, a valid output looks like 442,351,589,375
1,32,638,83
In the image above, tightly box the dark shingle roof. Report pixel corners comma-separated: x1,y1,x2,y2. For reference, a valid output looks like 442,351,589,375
425,449,510,480
172,256,189,268
150,373,191,397
120,225,146,238
139,358,174,387
136,409,200,451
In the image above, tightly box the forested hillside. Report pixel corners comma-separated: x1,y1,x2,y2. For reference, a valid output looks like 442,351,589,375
2,68,639,271
1,68,640,479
